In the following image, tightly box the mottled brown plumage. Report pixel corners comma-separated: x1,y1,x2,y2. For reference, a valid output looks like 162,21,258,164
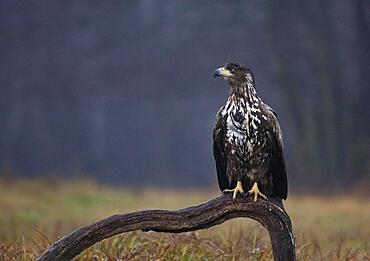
213,63,287,201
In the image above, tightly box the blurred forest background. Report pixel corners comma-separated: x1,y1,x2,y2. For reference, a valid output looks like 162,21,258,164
1,0,369,192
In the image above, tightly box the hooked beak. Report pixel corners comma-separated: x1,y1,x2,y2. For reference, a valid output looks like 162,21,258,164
213,67,232,79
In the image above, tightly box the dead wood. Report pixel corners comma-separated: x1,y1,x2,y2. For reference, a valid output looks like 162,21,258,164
37,194,295,261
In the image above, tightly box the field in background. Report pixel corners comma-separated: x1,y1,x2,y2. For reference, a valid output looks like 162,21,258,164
0,179,369,260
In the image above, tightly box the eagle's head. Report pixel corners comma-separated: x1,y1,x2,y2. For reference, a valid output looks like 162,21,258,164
213,63,254,86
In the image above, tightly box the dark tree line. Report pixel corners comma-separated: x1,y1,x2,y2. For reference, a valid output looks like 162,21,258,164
0,1,369,190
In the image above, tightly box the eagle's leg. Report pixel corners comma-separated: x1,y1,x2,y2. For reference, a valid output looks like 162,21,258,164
248,182,267,201
223,181,244,199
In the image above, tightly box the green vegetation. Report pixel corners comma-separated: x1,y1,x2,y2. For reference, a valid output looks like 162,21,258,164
0,179,369,260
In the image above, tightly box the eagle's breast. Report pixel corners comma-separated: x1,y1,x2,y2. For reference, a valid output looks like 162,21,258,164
222,99,266,162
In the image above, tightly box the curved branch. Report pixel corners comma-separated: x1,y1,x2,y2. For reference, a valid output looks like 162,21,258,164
37,194,295,261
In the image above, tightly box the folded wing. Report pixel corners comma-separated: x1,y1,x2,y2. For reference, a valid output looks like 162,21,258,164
213,111,229,191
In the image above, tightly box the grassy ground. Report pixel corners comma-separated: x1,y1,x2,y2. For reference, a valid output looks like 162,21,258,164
0,179,369,260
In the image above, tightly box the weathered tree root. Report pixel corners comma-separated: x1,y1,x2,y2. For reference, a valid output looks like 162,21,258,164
37,194,296,261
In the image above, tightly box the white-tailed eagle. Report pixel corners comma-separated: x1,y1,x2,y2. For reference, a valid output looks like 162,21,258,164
213,63,288,202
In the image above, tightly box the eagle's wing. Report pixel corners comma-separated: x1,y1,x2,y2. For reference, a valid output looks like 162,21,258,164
265,106,288,200
213,109,229,191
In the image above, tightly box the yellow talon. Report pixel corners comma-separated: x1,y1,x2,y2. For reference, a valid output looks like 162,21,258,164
248,182,267,201
223,181,244,199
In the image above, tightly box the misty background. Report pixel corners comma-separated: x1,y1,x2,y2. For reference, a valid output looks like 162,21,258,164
1,1,369,191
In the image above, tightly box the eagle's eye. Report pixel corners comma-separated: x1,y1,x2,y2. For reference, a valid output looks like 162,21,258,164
230,68,235,73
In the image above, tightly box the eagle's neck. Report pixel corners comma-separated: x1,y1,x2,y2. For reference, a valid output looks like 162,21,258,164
227,78,260,109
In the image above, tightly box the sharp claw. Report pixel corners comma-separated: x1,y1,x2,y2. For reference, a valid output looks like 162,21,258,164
248,182,267,201
223,181,244,200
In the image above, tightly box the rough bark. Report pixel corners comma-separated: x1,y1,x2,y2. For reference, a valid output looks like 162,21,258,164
37,194,296,261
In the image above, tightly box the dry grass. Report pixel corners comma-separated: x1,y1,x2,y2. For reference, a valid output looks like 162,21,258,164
0,179,369,260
